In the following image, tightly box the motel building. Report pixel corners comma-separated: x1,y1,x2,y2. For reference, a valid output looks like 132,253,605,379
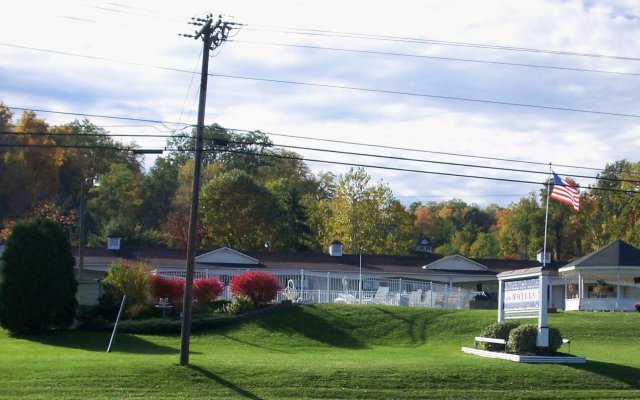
72,239,640,311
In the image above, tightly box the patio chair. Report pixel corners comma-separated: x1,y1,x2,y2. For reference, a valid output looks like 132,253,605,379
409,289,423,306
334,293,358,304
283,279,299,301
363,286,390,304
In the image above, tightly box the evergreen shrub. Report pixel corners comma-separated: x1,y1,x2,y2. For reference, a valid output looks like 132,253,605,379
508,324,538,353
0,218,77,334
547,326,564,353
479,320,520,351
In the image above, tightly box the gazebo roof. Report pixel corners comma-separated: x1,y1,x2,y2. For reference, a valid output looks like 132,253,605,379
561,240,640,270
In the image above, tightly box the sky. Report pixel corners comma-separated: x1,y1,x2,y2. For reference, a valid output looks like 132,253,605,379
1,0,639,208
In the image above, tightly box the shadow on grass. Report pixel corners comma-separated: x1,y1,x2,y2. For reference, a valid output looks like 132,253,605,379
220,334,293,353
252,305,366,348
569,360,640,389
188,365,264,400
374,306,428,346
21,331,181,354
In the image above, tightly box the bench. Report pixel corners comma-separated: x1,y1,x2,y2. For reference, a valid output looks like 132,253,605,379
474,336,508,351
562,338,571,354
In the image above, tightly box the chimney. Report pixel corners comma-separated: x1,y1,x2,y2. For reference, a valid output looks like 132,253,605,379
329,240,343,257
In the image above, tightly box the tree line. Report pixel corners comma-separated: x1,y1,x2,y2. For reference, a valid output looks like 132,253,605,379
1,103,638,261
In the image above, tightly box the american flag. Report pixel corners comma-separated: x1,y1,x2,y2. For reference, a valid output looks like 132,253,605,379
550,172,580,211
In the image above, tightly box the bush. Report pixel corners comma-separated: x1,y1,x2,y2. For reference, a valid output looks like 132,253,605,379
193,277,224,305
223,295,255,315
124,303,156,320
508,324,538,353
76,294,121,330
149,275,224,308
148,274,184,304
0,218,77,334
230,271,280,306
479,320,520,351
102,260,152,305
548,326,563,353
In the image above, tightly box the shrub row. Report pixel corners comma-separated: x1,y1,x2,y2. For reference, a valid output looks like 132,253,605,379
479,320,564,354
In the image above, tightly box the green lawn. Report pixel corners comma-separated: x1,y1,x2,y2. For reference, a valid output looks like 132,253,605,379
1,305,639,399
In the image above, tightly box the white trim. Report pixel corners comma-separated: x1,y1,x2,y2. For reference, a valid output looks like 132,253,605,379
461,347,586,364
422,254,488,271
195,247,259,265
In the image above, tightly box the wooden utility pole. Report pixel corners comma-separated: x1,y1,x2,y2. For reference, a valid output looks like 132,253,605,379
179,14,236,367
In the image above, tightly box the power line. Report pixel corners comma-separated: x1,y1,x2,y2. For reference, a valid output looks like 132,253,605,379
3,140,638,194
226,128,604,172
6,105,191,128
206,72,640,119
231,39,640,77
244,25,640,62
5,129,636,184
214,147,640,195
5,43,640,119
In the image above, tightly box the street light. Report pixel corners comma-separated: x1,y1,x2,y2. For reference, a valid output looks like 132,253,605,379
78,176,100,281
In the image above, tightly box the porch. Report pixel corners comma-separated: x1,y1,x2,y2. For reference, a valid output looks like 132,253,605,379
559,270,640,311
558,240,640,312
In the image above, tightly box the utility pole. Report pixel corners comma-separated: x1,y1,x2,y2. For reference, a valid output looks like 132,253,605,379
179,13,236,367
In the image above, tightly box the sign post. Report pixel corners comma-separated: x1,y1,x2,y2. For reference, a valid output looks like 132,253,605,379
497,267,549,348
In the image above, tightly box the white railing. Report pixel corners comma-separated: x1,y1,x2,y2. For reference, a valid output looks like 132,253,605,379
153,268,480,309
565,297,639,312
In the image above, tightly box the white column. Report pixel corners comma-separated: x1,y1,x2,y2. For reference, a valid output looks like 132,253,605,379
326,272,330,303
497,279,505,322
616,271,621,311
537,272,549,347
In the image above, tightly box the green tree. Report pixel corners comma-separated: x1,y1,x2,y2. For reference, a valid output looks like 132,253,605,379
469,231,501,258
200,170,281,250
141,156,180,230
0,219,77,334
267,179,313,251
88,163,144,242
167,125,275,173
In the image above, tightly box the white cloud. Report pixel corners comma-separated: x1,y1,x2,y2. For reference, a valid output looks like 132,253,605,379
0,0,638,208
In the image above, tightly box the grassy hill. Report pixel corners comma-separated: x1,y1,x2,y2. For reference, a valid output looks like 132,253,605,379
0,304,639,399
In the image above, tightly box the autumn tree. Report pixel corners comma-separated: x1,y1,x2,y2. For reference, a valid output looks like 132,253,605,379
0,111,61,220
498,194,544,259
162,160,220,247
317,168,414,255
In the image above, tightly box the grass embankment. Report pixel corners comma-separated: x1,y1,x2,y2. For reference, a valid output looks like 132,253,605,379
0,305,639,399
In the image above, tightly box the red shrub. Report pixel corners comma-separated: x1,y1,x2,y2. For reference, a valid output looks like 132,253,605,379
230,271,280,305
149,274,184,303
149,275,224,306
193,278,224,304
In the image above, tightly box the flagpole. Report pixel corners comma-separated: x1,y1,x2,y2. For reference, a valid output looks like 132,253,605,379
542,164,552,268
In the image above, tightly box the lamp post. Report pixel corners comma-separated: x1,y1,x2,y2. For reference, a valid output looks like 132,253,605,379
78,176,100,281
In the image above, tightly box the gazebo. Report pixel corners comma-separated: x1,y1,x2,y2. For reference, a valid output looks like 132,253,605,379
559,240,640,311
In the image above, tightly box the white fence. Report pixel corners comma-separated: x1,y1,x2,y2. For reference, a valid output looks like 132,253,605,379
154,268,480,310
